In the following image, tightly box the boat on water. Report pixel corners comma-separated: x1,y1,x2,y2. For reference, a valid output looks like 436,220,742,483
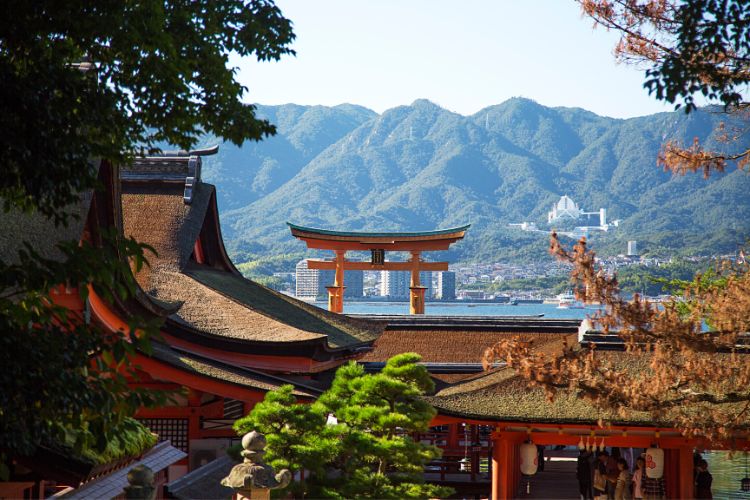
556,292,585,309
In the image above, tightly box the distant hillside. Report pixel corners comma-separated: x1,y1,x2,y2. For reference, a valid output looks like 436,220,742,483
194,99,750,270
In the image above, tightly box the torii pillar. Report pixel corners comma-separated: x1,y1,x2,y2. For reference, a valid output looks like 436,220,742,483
325,250,346,314
409,251,426,315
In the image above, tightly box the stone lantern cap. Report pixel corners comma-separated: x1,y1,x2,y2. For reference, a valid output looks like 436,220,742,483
221,431,291,495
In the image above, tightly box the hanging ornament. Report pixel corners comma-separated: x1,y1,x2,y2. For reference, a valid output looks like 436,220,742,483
645,446,665,479
520,442,538,476
599,437,606,452
585,436,591,452
578,436,585,450
460,423,470,472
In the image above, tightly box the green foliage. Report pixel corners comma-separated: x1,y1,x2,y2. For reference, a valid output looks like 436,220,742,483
0,230,169,463
616,260,708,296
234,354,453,499
68,418,157,465
487,276,570,295
0,0,294,475
1,0,294,221
643,1,750,111
233,252,303,277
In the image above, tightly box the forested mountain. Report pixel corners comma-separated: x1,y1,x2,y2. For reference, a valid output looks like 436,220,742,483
195,98,750,269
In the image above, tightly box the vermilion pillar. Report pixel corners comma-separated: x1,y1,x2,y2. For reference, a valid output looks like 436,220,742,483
409,251,426,314
678,446,694,499
491,436,514,500
327,250,346,313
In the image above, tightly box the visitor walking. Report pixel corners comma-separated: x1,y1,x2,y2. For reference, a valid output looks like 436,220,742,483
606,449,620,500
577,449,594,500
594,451,610,500
614,458,632,500
631,456,645,500
695,459,713,499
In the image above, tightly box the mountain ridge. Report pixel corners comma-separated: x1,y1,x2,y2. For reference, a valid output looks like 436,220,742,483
193,98,750,268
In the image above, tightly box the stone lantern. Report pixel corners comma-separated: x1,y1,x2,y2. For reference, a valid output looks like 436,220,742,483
123,464,156,500
221,431,292,500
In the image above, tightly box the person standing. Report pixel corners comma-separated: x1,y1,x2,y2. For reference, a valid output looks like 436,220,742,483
594,451,610,500
631,456,645,500
577,449,594,500
642,473,665,500
614,458,632,500
606,449,621,500
695,459,713,499
537,444,545,472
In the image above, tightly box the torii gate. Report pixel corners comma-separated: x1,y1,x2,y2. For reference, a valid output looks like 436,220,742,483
288,223,470,314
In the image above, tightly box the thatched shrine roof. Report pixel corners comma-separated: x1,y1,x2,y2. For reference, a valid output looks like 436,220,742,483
147,342,320,398
120,163,381,351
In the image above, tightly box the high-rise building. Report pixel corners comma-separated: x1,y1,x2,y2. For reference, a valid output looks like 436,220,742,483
627,240,638,257
436,271,456,300
295,260,320,299
380,270,431,300
295,260,363,299
319,269,363,298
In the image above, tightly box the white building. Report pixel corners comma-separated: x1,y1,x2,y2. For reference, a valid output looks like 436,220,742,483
627,240,639,256
295,260,320,299
380,270,431,300
436,271,456,300
295,260,363,299
548,195,581,223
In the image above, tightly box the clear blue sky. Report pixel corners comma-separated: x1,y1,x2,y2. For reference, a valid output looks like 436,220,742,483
231,0,679,119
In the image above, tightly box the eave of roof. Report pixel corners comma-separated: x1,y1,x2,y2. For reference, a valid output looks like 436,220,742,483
287,222,470,240
146,342,322,398
425,338,750,428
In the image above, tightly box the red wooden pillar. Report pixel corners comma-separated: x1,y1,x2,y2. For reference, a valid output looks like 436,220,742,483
678,446,694,499
492,436,514,500
448,423,459,449
513,444,521,496
187,388,202,459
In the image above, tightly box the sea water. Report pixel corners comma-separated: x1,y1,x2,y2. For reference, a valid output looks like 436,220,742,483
315,300,596,319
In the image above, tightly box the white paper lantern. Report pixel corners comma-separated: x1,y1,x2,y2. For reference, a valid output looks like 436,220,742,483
645,447,664,479
520,443,538,476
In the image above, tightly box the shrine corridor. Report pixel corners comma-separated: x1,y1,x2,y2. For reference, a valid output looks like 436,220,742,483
516,450,580,500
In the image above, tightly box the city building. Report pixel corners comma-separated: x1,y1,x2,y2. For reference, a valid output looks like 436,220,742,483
321,268,364,298
436,271,456,300
296,260,363,299
295,259,320,299
547,194,581,223
380,270,432,300
627,240,639,256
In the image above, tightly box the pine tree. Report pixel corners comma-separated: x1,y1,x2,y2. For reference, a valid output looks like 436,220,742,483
234,353,453,499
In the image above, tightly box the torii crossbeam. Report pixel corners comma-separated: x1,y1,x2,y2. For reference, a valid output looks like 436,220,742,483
288,223,470,314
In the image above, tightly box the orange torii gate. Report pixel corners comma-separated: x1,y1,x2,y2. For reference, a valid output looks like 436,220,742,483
288,223,470,314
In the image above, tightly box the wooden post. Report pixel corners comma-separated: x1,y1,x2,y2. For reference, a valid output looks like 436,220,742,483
448,423,459,449
409,251,426,314
327,250,346,313
491,436,514,500
409,251,421,288
678,446,694,499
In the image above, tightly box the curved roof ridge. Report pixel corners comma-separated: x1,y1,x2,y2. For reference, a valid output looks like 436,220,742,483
287,222,470,238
